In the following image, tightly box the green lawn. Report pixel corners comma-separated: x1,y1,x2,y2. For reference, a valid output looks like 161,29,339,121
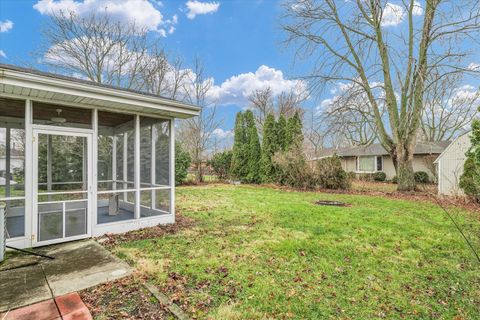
114,185,480,319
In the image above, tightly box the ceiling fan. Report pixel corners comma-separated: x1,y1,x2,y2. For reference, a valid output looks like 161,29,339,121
48,108,67,124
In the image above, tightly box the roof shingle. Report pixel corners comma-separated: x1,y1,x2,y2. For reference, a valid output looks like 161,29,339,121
312,141,450,160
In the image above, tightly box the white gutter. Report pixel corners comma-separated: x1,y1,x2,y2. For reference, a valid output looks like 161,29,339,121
0,67,200,119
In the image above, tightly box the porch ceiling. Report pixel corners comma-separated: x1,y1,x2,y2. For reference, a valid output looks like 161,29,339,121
0,64,200,119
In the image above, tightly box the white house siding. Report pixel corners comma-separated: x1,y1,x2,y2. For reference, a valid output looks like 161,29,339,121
436,133,471,196
341,155,438,180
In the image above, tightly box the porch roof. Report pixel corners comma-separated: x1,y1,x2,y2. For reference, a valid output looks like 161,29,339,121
0,63,200,119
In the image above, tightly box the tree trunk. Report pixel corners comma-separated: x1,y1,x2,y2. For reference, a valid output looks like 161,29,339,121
195,160,204,183
393,143,416,191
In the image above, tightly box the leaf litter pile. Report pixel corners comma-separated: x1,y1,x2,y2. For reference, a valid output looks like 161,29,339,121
80,275,173,320
100,213,195,248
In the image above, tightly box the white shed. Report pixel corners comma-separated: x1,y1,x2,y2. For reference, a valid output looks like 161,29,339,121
434,131,471,196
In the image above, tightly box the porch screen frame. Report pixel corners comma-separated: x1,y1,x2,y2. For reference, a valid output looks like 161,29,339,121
0,99,27,243
94,110,174,227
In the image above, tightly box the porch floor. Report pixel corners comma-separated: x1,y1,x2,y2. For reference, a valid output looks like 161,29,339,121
0,239,131,312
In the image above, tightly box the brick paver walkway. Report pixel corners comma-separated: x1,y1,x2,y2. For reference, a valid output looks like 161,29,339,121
0,292,92,320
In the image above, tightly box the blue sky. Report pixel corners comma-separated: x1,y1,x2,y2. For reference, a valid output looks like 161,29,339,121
0,0,312,138
0,0,479,145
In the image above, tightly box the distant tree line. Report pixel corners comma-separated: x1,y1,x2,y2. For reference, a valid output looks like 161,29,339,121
208,109,349,190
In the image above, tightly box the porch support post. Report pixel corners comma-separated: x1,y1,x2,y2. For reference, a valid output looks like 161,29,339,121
134,114,140,219
5,127,10,204
47,135,52,201
169,119,175,218
123,132,128,202
82,137,87,191
92,109,98,227
150,123,156,209
24,99,33,246
112,135,117,191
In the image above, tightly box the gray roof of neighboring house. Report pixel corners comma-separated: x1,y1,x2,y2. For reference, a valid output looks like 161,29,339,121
312,141,451,160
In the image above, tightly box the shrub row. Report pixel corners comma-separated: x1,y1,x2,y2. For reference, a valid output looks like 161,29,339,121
273,151,350,190
348,171,430,184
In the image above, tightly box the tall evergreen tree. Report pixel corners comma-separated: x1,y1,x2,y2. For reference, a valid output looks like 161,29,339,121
276,115,288,151
260,113,277,182
244,110,262,183
460,119,480,200
286,111,303,149
230,112,248,179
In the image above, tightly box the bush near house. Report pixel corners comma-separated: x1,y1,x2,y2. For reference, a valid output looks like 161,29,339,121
273,145,317,189
392,175,398,184
372,172,386,182
316,155,350,190
209,150,233,180
175,142,191,185
346,171,356,180
414,171,430,184
460,120,480,201
460,157,480,201
358,173,374,181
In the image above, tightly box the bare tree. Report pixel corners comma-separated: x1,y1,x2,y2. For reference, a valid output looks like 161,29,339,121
38,10,198,102
303,108,326,158
177,59,221,183
248,85,307,136
139,47,190,100
277,89,307,119
282,0,480,190
421,72,480,142
38,10,153,87
248,87,274,134
320,82,381,146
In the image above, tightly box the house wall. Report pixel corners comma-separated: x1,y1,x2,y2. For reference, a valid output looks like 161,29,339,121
342,154,438,181
437,133,471,196
342,156,356,172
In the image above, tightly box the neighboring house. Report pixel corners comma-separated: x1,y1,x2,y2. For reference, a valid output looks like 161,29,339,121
0,63,200,249
434,131,471,196
310,141,450,181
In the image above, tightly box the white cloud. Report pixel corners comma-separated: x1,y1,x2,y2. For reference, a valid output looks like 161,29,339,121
412,1,423,16
0,50,6,58
208,65,308,106
212,128,233,139
448,85,480,107
0,20,13,33
33,0,177,35
381,1,423,27
467,62,480,71
381,3,405,26
185,0,220,19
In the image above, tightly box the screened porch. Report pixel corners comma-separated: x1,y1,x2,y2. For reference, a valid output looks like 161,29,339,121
1,97,174,247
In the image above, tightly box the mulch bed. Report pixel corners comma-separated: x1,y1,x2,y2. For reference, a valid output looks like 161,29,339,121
80,275,172,320
100,214,195,248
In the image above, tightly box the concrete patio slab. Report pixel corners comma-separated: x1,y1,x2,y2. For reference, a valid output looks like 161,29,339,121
38,240,131,296
0,264,52,312
0,239,131,313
